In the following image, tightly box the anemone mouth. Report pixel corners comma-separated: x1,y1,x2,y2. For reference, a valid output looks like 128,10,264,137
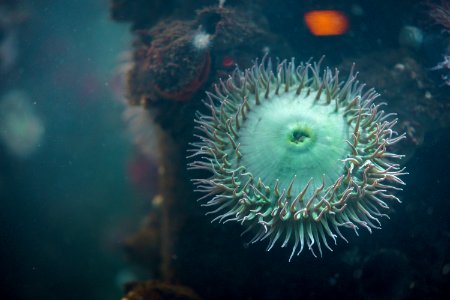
238,87,349,197
288,126,313,145
188,56,407,260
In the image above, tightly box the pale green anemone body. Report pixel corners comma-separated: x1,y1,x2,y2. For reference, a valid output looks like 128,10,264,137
239,87,348,198
189,57,407,260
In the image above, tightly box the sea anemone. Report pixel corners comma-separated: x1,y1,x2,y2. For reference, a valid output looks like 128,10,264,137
188,57,407,260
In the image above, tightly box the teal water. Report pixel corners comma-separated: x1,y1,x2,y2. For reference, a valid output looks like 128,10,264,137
1,1,148,299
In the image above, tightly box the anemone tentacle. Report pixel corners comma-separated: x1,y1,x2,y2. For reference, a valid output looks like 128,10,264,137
188,56,407,260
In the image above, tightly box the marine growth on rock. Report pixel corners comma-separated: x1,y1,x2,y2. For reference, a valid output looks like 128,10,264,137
189,56,407,260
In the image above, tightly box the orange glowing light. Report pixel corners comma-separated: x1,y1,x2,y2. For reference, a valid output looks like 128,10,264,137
304,10,349,36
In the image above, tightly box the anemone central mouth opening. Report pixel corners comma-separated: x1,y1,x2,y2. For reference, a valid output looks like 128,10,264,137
288,126,314,145
291,128,311,144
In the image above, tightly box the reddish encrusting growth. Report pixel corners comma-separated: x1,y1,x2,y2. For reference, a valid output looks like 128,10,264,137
153,52,211,101
131,20,212,103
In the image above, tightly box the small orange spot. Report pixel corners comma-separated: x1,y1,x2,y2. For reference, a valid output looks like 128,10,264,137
304,10,349,36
